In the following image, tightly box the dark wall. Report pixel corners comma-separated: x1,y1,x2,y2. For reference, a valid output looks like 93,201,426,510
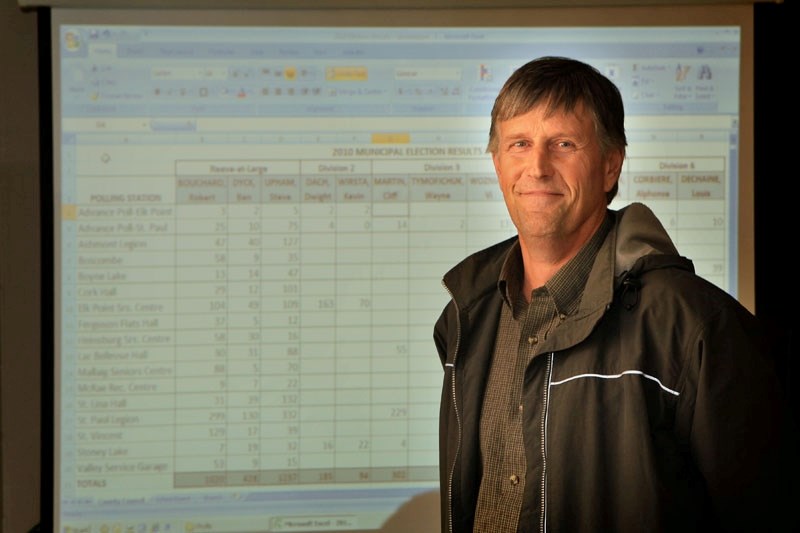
754,0,797,420
0,0,41,532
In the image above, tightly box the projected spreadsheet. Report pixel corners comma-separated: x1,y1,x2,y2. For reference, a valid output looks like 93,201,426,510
54,20,741,531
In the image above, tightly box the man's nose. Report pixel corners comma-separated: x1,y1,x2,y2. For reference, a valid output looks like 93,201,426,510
524,146,553,178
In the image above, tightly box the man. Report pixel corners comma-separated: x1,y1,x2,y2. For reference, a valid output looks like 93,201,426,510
433,56,797,532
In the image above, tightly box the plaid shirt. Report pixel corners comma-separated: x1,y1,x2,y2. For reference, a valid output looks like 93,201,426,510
474,215,612,532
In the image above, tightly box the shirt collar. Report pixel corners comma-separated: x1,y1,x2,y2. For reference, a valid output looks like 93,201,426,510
498,211,612,317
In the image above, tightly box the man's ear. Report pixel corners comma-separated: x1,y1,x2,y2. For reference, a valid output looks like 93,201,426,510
604,149,624,193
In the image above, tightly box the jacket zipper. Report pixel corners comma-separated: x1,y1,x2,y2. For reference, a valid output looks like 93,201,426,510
540,353,554,533
442,284,462,533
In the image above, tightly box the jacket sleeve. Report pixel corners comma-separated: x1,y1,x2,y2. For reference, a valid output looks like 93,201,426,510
678,301,799,531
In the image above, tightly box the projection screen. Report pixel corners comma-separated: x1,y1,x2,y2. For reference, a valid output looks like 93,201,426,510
45,4,754,532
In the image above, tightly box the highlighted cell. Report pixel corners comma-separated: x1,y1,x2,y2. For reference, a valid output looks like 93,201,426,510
326,66,368,81
371,133,410,144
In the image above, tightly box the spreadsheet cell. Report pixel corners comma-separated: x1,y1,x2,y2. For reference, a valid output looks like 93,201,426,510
295,420,335,436
73,473,175,491
370,436,412,451
174,314,229,329
409,217,467,233
76,393,174,411
75,409,173,431
174,360,239,377
693,259,726,275
371,279,412,294
224,310,263,328
675,228,725,244
408,371,445,388
372,203,410,217
331,350,375,370
174,456,229,472
173,345,228,361
297,455,336,470
336,257,375,272
77,298,176,314
675,212,726,230
224,360,264,375
297,312,337,328
225,376,262,391
408,418,440,435
371,247,413,263
259,374,297,389
174,377,231,393
258,422,301,438
77,251,176,267
298,247,336,263
334,389,373,405
677,243,726,260
369,452,412,468
371,372,411,387
369,309,412,326
75,426,176,443
300,374,338,390
222,425,262,441
225,457,264,471
370,218,412,235
77,441,172,460
335,407,372,421
408,451,439,466
300,264,341,279
172,408,230,425
334,454,374,469
336,219,375,234
175,218,235,234
408,246,468,262
285,327,332,343
371,358,409,374
409,358,443,375
335,295,375,311
75,283,174,299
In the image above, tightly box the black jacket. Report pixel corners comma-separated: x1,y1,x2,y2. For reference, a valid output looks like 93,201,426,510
434,202,797,532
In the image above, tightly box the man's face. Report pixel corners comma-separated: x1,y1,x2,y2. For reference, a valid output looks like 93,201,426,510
491,102,621,249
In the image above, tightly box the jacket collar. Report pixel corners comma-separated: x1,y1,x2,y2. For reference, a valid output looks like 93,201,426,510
442,202,695,350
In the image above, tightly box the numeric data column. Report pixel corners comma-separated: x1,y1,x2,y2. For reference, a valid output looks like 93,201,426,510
260,161,302,486
627,158,679,241
409,160,468,482
174,163,230,488
227,164,264,486
332,161,373,482
370,163,411,483
675,157,727,288
299,160,337,484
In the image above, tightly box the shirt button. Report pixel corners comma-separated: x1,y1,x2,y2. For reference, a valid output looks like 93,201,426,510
527,335,538,345
518,404,523,413
509,474,520,485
